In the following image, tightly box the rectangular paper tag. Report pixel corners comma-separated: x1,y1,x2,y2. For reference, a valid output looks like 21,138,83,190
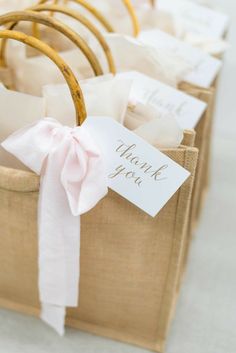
116,71,207,129
158,0,229,39
138,29,222,88
83,117,190,217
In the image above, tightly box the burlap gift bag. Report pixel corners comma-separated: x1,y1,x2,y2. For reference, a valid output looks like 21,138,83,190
143,0,229,231
126,0,225,225
0,30,198,352
47,0,209,320
179,82,214,226
98,31,214,231
174,82,213,282
137,31,220,228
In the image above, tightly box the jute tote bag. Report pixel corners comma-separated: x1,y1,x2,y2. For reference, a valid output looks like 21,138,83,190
32,2,200,266
177,82,214,281
0,31,198,352
179,82,214,229
130,0,221,226
86,1,218,225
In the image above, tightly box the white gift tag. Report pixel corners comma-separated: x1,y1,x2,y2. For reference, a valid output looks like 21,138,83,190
116,71,207,129
158,0,229,39
83,117,190,217
139,29,222,88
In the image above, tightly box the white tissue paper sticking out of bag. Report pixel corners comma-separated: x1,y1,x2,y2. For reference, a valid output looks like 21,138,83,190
125,102,183,149
6,41,96,96
132,4,229,55
70,0,134,35
24,13,107,55
0,76,132,169
5,31,192,95
0,0,35,14
124,102,155,130
157,0,229,39
43,75,183,150
0,88,45,169
43,71,184,150
1,72,185,171
43,75,132,126
99,33,193,87
182,32,229,56
135,112,183,148
135,7,176,33
162,16,229,56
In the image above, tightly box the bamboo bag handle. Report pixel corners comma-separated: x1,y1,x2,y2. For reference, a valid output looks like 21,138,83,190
28,4,116,74
122,0,140,36
0,11,103,76
37,0,140,37
0,29,86,125
38,0,114,32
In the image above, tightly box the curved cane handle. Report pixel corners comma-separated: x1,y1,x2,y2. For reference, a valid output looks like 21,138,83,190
38,0,114,32
37,0,140,36
0,29,86,125
122,0,140,37
0,11,103,76
150,0,156,7
29,4,116,74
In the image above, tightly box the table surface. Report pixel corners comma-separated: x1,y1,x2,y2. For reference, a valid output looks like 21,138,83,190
0,1,235,353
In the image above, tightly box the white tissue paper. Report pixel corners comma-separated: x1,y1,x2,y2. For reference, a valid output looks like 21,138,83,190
43,69,183,149
0,88,45,170
0,75,132,169
125,102,183,148
134,111,183,148
43,73,183,150
71,0,135,35
6,40,97,96
4,18,192,95
0,0,35,14
134,1,229,56
96,33,193,87
183,32,229,56
1,72,185,171
43,75,132,126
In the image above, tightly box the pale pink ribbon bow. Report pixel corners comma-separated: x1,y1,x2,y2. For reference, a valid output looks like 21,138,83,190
1,118,108,335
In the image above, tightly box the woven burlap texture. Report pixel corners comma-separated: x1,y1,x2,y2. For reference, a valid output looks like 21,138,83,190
0,145,198,353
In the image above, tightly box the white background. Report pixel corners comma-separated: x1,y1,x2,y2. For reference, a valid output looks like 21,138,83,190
0,0,235,352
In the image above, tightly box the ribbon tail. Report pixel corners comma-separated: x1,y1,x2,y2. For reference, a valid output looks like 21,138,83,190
1,118,107,336
38,151,81,335
41,303,66,336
